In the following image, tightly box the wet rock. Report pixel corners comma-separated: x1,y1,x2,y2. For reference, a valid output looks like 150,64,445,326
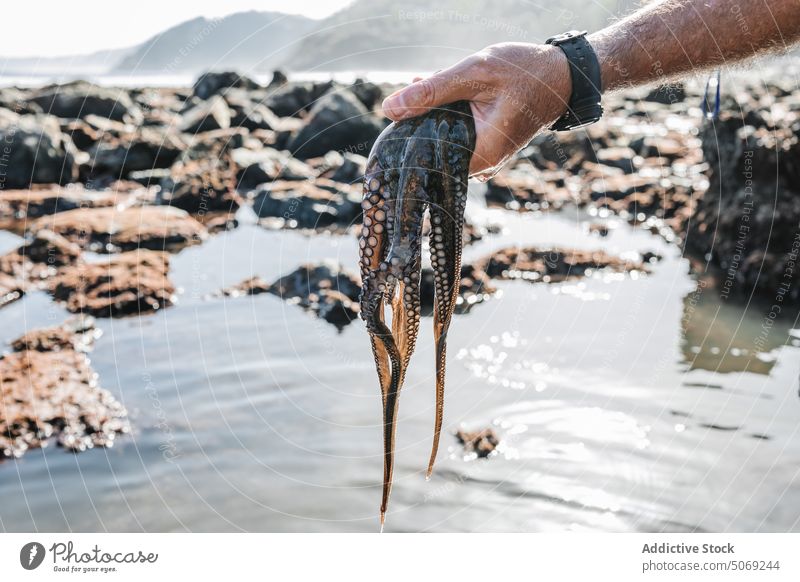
588,222,610,237
0,317,128,458
420,263,497,315
312,151,368,185
86,127,185,178
179,95,231,134
455,428,499,458
0,112,81,189
18,229,82,267
252,179,360,229
215,276,271,298
192,71,260,100
29,206,207,253
350,78,383,110
485,163,572,210
267,262,361,328
159,157,240,214
479,246,644,283
288,89,384,160
0,272,24,309
232,147,314,190
51,250,175,317
265,80,334,118
0,187,125,227
688,113,800,300
29,81,140,122
11,315,98,352
596,146,638,174
268,70,288,88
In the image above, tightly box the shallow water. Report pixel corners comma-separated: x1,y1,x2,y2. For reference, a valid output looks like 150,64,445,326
1,193,799,533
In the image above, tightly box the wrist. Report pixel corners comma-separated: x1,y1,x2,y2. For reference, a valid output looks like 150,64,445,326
540,44,572,121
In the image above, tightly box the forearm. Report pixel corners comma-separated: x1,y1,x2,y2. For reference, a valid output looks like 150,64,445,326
590,0,800,91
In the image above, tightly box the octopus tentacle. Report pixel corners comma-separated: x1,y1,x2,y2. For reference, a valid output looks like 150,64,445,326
425,105,475,478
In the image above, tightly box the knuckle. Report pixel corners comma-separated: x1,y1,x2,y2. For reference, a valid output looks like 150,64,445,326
417,78,437,106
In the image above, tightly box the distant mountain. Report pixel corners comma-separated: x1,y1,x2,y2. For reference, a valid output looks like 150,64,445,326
283,0,640,72
0,46,137,77
113,11,317,74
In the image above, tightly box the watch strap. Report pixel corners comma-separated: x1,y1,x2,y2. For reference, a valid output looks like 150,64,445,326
546,30,604,131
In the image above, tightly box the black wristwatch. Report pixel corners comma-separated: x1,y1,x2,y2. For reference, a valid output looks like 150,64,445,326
545,30,604,131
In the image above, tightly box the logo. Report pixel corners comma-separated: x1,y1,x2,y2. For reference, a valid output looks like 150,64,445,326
20,542,46,570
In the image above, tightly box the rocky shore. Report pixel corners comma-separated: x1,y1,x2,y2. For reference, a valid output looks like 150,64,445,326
1,70,796,458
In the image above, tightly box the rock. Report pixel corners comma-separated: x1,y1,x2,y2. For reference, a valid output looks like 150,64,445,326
588,222,611,237
10,315,97,352
0,112,80,189
29,206,207,253
479,246,644,284
485,164,572,210
51,250,175,317
455,428,499,458
687,113,800,301
350,78,383,110
420,263,497,315
62,119,100,150
596,146,639,174
215,276,270,298
0,187,127,227
86,127,185,177
232,147,314,190
0,272,24,309
288,89,384,159
265,80,334,118
29,81,140,122
18,230,82,266
312,151,367,184
267,262,361,328
179,95,231,134
268,70,288,88
252,179,361,229
192,71,260,100
159,157,240,213
0,317,128,458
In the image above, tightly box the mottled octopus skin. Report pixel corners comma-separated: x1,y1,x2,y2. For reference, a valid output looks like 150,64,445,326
358,101,475,526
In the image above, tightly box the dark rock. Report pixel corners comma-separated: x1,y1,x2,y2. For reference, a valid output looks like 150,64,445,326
215,276,270,297
350,78,383,110
265,80,334,118
232,147,314,190
267,262,361,328
0,317,128,458
192,71,260,100
268,70,288,88
479,246,644,283
28,206,207,253
0,112,81,189
18,230,82,266
687,113,800,301
86,128,185,177
179,95,231,134
288,89,384,160
29,81,140,122
51,250,175,317
159,156,240,214
455,428,499,458
420,263,497,315
252,179,361,229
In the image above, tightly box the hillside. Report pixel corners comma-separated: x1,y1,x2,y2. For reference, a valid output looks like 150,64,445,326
282,0,640,71
113,11,317,74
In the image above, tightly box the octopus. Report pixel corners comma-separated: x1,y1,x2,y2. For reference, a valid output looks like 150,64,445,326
358,100,476,527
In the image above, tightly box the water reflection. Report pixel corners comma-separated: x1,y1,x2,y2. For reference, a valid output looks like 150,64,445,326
680,278,800,375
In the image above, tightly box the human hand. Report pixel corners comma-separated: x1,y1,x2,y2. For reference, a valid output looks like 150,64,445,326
381,43,573,179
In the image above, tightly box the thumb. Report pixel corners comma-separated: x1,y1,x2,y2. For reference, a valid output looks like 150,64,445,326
382,68,478,121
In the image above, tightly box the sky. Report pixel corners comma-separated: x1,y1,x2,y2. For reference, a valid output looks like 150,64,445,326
4,0,355,58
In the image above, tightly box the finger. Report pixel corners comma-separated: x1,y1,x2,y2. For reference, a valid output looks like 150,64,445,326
381,61,482,121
